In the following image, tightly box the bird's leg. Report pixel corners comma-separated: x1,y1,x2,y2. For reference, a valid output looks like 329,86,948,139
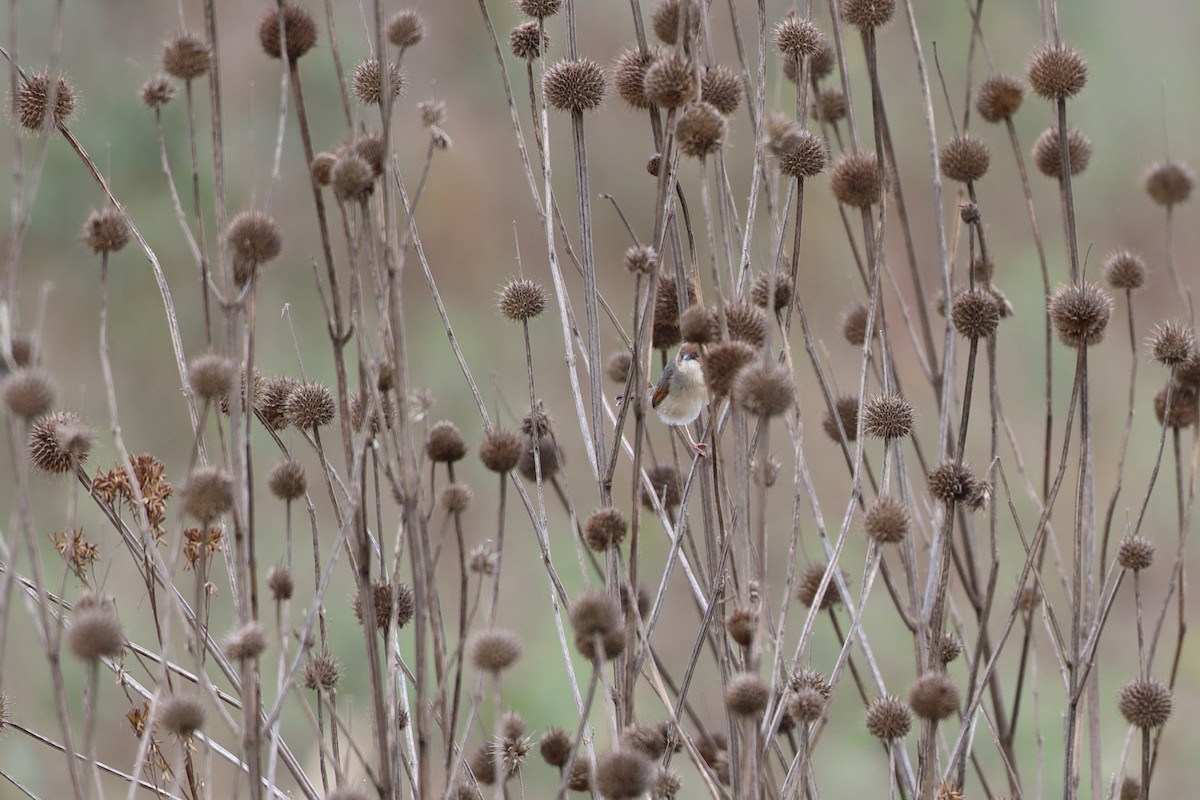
681,423,708,458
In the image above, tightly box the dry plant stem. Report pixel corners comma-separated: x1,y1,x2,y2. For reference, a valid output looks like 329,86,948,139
1163,206,1189,316
1055,100,1082,284
1099,292,1139,567
183,79,214,343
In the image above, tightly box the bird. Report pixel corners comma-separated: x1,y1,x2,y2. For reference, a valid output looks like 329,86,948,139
651,343,709,457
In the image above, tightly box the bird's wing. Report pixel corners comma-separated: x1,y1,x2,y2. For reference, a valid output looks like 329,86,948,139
650,367,672,409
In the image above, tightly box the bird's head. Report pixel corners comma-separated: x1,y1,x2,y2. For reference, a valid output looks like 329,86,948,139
677,343,702,363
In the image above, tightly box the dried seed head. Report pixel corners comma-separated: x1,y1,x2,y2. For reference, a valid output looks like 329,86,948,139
286,382,336,429
726,606,757,647
842,303,871,346
652,767,682,799
498,277,547,321
29,410,91,473
158,693,206,738
387,10,426,48
841,0,896,28
1104,251,1147,291
3,368,55,419
960,202,981,225
15,71,76,130
864,495,910,544
332,152,375,202
621,721,673,760
927,461,983,507
1149,321,1195,366
763,112,803,156
569,590,625,661
811,40,836,79
352,58,404,105
778,130,829,179
539,727,572,767
584,506,628,551
467,744,497,785
1033,126,1092,178
726,301,768,347
1120,778,1142,800
651,0,700,45
643,53,696,109
811,88,847,123
264,459,306,503
267,565,294,601
620,584,652,622
696,734,730,784
188,353,235,402
939,633,962,664
468,545,498,576
426,420,468,463
975,74,1024,122
68,596,124,660
595,749,653,800
509,22,550,61
224,622,267,661
517,434,560,480
1027,44,1087,100
940,134,990,183
84,208,130,255
1118,677,1172,729
227,210,282,267
302,653,342,692
774,17,824,60
646,153,662,176
796,562,842,609
702,340,756,398
182,465,234,521
734,361,795,417
830,151,884,207
543,59,605,112
866,696,912,740
519,0,563,17
623,244,658,275
256,375,298,430
395,584,415,628
680,304,719,344
613,47,660,110
675,101,726,158
1117,535,1154,572
480,428,522,474
909,672,960,721
1048,282,1112,347
468,628,523,673
258,4,319,61
822,395,859,443
1154,383,1199,428
725,672,770,717
789,687,825,724
951,288,1001,339
351,580,396,632
310,152,337,186
353,133,386,176
652,276,696,349
861,393,914,440
162,33,211,80
1144,160,1194,207
701,64,741,115
641,464,682,509
752,271,794,313
441,482,472,514
140,74,176,108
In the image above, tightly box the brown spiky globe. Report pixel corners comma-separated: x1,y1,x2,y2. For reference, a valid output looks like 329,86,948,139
1155,383,1199,428
940,134,990,183
726,301,768,347
643,53,696,109
680,304,718,344
1027,44,1087,101
68,597,125,661
268,458,307,501
29,410,92,473
543,59,606,113
140,75,176,109
468,628,523,673
162,32,212,80
866,695,912,740
830,151,884,208
623,244,657,275
539,727,572,767
841,0,896,29
302,652,342,692
353,133,386,176
224,621,267,661
181,465,235,521
226,210,282,265
702,340,756,398
285,382,336,429
1047,282,1112,348
509,22,549,61
864,495,909,544
479,428,521,474
752,271,795,313
795,562,842,609
1033,126,1092,178
1117,535,1155,572
975,74,1024,123
701,64,741,115
352,58,404,105
724,672,770,717
734,361,795,417
774,17,824,59
595,749,653,800
1144,160,1194,207
927,460,981,506
842,303,871,346
651,0,700,45
613,47,659,110
16,71,77,131
811,88,848,123
569,590,625,661
387,9,426,48
726,606,757,647
584,506,628,551
951,288,1001,340
822,395,859,442
426,420,468,463
606,351,632,384
1117,677,1172,729
909,672,959,721
3,367,56,420
158,693,206,738
1103,251,1147,291
779,130,829,179
675,101,726,159
331,153,375,202
1149,321,1195,366
861,393,914,440
641,464,682,509
519,0,563,18
258,4,319,61
498,277,547,321
188,353,235,401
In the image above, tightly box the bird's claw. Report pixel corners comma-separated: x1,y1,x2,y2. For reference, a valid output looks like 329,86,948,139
691,442,709,458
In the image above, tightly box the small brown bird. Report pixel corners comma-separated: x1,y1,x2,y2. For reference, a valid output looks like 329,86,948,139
651,343,709,456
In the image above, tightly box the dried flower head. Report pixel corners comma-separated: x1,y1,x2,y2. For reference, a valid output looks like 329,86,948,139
702,340,756,398
352,58,404,105
181,465,234,521
68,595,124,660
441,482,472,514
778,130,829,179
1118,677,1172,729
256,375,297,429
468,628,523,673
1048,282,1112,347
467,745,497,785
1027,44,1087,100
353,133,386,176
1154,382,1199,428
351,579,397,632
774,17,824,60
140,74,176,108
158,693,206,738
595,749,653,800
652,767,682,799
188,353,235,402
725,672,770,717
517,433,560,481
479,428,522,473
1144,160,1194,207
676,101,726,158
796,562,842,609
975,74,1024,122
643,53,696,109
332,152,376,202
822,395,859,442
302,653,342,692
734,361,795,417
509,22,549,61
752,271,794,313
1104,251,1147,291
162,33,211,80
569,590,625,661
861,393,914,440
266,459,306,502
651,0,700,45
3,368,55,419
519,0,563,17
864,495,910,544
426,420,468,463
789,686,825,724
286,382,336,429
1117,535,1154,572
939,632,963,664
1149,321,1196,366
811,87,848,123
652,276,696,349
539,727,572,767
15,71,76,130
701,64,741,115
543,59,605,112
841,0,896,28
927,461,985,507
1033,126,1092,178
84,208,130,255
1120,778,1141,800
623,244,658,275
724,301,766,347
830,151,884,207
680,305,719,344
28,410,91,473
940,134,990,183
498,277,547,321
613,47,660,110
951,288,1001,339
387,9,425,48
258,4,319,61
267,565,294,601
642,464,682,509
224,622,267,661
727,606,757,647
909,672,959,721
227,210,282,267
865,696,912,740
842,303,871,346
310,152,337,186
584,506,628,551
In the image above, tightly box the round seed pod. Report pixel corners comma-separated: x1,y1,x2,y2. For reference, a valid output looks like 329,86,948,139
28,410,92,473
498,278,547,321
641,464,682,509
468,628,523,673
864,495,910,544
951,288,1001,339
651,0,700,45
224,621,267,661
584,506,628,551
352,58,404,105
841,0,896,28
1033,126,1092,178
302,653,342,692
796,562,842,609
1047,282,1112,347
810,40,836,80
726,606,757,647
623,244,658,275
3,368,55,419
725,673,770,717
606,351,632,383
1117,535,1154,571
83,209,130,255
675,101,726,159
539,727,572,767
68,596,124,660
701,64,741,115
258,4,319,61
652,276,696,350
569,590,625,661
763,112,802,156
353,133,386,176
811,88,847,123
351,580,395,632
680,304,719,345
774,17,823,60
467,744,496,785
188,354,235,402
909,672,959,721
940,134,990,183
778,130,829,179
865,696,912,740
1178,354,1200,387
440,483,472,514
652,767,682,798
157,693,206,738
331,152,375,202
140,75,176,109
927,461,981,506
1120,778,1142,800
227,210,281,266
267,565,294,601
621,721,673,760
646,153,662,176
613,47,660,110
830,151,884,207
726,301,768,347
162,33,211,80
543,59,605,113
734,361,795,417
311,152,337,186
842,303,871,346
861,393,914,440
1103,251,1146,291
1144,160,1194,207
395,584,415,628
975,74,1024,122
426,420,468,463
285,382,336,429
16,71,76,130
595,749,653,800
182,465,234,521
1117,677,1172,729
268,459,307,501
387,10,425,48
702,340,756,399
822,395,859,443
620,583,652,622
509,22,549,61
519,0,563,18
752,271,794,313
939,633,962,664
1154,383,1199,428
517,434,560,481
789,687,825,724
255,375,297,430
1027,44,1087,101
643,53,696,109
1149,321,1195,367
